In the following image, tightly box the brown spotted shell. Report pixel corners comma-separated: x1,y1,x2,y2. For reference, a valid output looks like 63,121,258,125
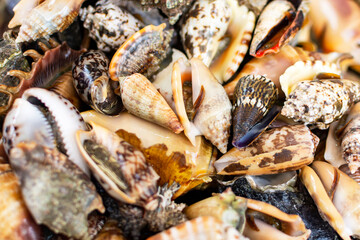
215,125,319,175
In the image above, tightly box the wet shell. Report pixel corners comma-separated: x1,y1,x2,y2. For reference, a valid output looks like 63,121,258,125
232,75,278,148
72,50,122,115
147,216,246,240
119,73,183,134
300,161,360,240
109,23,173,80
80,2,144,52
9,142,105,239
76,121,160,211
279,60,341,97
2,88,89,175
94,220,126,240
180,0,231,67
210,1,255,83
249,0,307,57
215,125,319,175
11,0,86,43
0,164,41,240
281,78,360,129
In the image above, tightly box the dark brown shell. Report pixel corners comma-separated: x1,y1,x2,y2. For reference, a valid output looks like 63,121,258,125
109,24,172,81
232,75,278,148
9,142,105,239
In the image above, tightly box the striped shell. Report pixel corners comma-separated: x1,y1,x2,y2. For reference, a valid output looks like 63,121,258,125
232,75,278,148
0,164,41,240
109,23,172,80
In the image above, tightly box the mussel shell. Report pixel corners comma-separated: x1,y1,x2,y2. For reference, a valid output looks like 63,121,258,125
232,75,278,148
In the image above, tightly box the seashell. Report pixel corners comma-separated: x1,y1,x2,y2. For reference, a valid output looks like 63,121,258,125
76,121,160,211
147,216,247,240
9,142,105,239
153,49,188,110
134,0,195,24
180,0,231,67
5,42,83,116
281,78,360,129
184,188,310,240
94,219,126,240
224,45,310,98
242,196,311,239
249,0,308,57
232,74,278,148
48,71,81,110
310,0,360,54
80,111,214,198
109,23,173,80
299,161,360,240
10,0,86,43
79,2,144,52
2,87,89,175
72,50,122,115
119,73,183,134
210,1,256,83
0,164,41,240
8,0,39,28
172,58,232,153
339,164,360,185
215,125,319,175
280,60,341,98
245,171,298,193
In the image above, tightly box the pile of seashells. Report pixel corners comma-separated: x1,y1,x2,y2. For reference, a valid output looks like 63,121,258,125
0,0,360,239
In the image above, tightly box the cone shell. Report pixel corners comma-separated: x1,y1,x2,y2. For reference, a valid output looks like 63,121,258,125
280,60,341,97
147,216,245,240
180,0,231,66
210,1,255,83
215,125,319,175
232,75,278,148
12,0,86,43
300,161,360,240
109,23,172,80
120,73,183,134
0,164,41,240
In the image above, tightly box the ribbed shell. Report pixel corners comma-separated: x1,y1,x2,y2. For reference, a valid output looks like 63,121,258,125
0,164,41,240
120,73,183,134
232,75,278,148
109,24,172,80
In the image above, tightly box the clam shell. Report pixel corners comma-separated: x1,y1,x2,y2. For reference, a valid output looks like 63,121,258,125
215,125,319,175
232,75,278,148
147,216,245,240
279,60,341,97
9,142,105,239
13,0,86,43
210,2,255,83
80,111,214,198
180,0,231,67
119,73,183,134
109,23,172,80
0,164,41,240
80,3,144,52
76,121,160,210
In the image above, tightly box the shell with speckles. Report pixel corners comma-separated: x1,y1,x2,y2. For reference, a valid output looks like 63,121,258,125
281,78,360,129
80,2,144,52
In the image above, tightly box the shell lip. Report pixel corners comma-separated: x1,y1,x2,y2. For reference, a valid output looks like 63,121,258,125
232,105,281,149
